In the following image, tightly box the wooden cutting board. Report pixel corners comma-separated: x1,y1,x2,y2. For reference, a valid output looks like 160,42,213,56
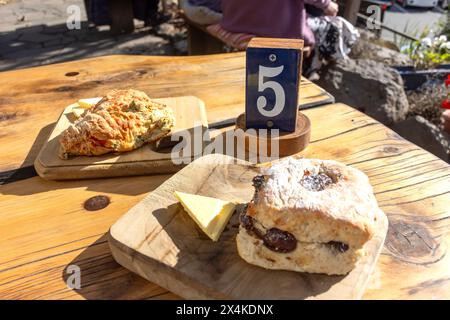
109,154,388,300
34,96,208,180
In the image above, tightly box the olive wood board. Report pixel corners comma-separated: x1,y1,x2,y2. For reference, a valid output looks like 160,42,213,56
109,153,388,300
34,96,208,180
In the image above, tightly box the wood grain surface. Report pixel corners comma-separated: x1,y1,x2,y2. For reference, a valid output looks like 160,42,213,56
248,37,304,50
0,53,449,299
109,154,388,300
34,96,208,180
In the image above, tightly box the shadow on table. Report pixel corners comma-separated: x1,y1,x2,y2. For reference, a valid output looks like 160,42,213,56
107,201,345,299
0,122,55,186
1,123,199,196
61,233,172,300
0,128,170,197
0,170,166,197
0,21,177,72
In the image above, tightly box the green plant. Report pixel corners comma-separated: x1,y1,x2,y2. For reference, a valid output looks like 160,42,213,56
402,35,450,69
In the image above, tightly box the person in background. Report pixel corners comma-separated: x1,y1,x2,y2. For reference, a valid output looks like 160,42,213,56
216,0,357,78
180,0,222,25
220,0,338,49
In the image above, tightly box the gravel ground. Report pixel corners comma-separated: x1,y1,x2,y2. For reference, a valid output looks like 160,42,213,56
0,0,187,72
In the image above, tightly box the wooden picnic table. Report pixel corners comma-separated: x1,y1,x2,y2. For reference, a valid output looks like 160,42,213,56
0,53,449,300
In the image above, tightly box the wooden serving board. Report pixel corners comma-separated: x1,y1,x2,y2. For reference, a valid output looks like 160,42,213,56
34,96,208,180
109,154,388,300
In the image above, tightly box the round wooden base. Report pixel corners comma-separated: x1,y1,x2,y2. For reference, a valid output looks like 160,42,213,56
235,113,311,157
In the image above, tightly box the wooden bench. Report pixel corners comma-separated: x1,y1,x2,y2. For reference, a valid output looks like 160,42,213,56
83,0,134,35
179,6,311,56
181,13,227,55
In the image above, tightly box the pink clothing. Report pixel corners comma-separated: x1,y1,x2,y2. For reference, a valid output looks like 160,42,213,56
220,0,331,47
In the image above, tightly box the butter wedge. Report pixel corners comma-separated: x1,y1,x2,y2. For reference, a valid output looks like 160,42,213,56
174,191,236,241
78,97,101,109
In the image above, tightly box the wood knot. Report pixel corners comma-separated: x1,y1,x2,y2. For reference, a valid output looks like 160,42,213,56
383,146,400,154
0,112,17,122
65,72,79,77
84,195,110,211
385,220,445,266
56,86,72,92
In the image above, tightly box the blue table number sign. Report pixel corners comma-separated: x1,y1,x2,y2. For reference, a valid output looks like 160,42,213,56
245,38,304,132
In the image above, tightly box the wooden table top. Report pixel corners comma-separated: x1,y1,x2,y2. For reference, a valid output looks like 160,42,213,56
0,53,449,300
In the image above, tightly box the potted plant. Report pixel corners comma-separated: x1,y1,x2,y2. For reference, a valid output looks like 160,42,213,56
394,35,450,90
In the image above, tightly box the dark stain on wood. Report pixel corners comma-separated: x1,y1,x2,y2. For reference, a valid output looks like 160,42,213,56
56,80,103,92
383,146,400,154
55,70,150,93
65,72,79,77
84,195,111,211
0,112,17,122
385,219,445,266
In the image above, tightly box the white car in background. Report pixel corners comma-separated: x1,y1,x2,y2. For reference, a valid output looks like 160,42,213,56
396,0,438,7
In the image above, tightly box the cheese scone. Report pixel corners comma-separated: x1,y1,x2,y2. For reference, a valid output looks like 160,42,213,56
59,89,174,159
237,157,381,275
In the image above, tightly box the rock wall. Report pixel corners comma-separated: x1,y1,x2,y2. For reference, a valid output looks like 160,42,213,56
316,58,409,125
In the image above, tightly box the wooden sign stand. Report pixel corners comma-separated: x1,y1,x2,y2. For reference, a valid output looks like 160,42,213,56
236,112,311,157
236,37,311,158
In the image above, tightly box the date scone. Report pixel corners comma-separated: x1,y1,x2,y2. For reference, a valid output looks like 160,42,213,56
59,89,174,159
236,157,382,275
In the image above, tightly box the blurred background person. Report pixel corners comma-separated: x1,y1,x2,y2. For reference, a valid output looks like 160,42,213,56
205,0,357,79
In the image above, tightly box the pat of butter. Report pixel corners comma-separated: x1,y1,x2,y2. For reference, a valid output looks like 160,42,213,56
78,97,101,109
174,191,236,241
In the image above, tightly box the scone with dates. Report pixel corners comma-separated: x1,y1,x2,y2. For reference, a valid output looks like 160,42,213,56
237,157,383,275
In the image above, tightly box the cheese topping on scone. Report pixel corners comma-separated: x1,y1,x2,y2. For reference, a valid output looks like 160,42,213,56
59,89,174,159
237,157,382,275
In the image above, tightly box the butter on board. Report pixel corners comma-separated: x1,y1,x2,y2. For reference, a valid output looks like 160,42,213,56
174,191,236,241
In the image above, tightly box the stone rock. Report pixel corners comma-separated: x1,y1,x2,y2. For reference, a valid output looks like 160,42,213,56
392,116,450,162
349,29,412,66
316,58,409,125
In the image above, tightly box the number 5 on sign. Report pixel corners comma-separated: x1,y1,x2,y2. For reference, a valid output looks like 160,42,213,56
246,38,304,132
257,65,285,117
